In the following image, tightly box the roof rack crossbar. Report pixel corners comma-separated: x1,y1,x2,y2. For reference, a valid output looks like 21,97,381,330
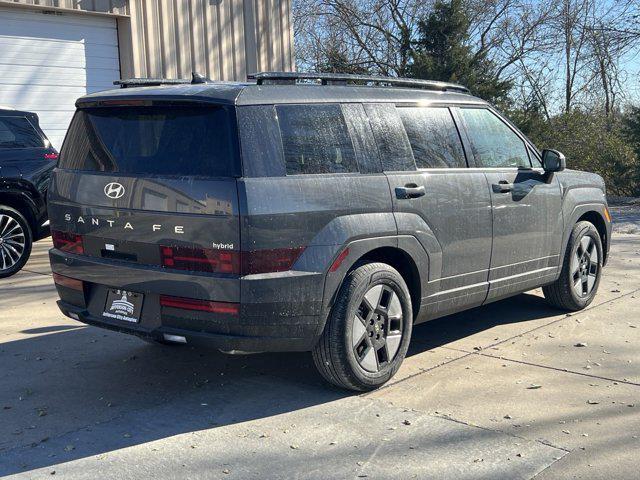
247,72,469,93
114,72,210,88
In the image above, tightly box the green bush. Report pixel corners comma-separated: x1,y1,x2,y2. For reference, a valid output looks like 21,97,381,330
512,110,640,196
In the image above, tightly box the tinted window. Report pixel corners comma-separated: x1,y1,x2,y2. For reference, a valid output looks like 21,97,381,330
0,116,43,149
342,103,382,174
59,106,239,177
238,105,285,177
364,104,415,171
460,108,529,168
397,107,466,168
276,104,357,175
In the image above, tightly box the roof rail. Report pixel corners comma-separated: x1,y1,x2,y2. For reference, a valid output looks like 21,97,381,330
247,71,470,94
114,72,210,88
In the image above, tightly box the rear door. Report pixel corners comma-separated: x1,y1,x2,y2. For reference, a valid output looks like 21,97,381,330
456,107,563,302
370,103,493,320
48,103,241,302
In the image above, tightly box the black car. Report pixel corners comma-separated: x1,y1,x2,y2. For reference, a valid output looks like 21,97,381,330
0,107,57,278
48,72,610,390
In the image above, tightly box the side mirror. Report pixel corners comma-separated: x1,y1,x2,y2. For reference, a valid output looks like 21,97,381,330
542,149,566,172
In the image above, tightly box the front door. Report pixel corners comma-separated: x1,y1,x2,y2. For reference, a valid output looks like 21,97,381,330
457,107,564,302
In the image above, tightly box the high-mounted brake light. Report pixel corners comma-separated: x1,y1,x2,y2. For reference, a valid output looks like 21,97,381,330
44,152,58,160
52,272,84,291
51,230,84,254
160,295,239,315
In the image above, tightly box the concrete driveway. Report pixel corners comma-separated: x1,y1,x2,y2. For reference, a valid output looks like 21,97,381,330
1,217,639,479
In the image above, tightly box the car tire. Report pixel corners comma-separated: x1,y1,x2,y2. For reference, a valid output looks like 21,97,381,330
0,205,33,279
543,221,603,311
312,262,413,392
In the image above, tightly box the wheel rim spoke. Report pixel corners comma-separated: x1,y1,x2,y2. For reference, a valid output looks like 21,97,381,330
571,251,580,277
571,235,599,297
352,283,404,373
0,214,25,271
360,343,378,372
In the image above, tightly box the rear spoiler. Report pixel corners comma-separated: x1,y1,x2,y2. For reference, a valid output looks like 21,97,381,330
114,72,210,88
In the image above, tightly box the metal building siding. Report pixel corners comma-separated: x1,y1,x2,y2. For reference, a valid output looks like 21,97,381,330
0,0,129,15
5,0,295,81
126,0,294,80
0,6,121,148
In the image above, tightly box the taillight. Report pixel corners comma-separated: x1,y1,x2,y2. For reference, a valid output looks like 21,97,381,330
160,295,239,315
159,245,304,275
52,272,84,291
44,152,58,160
160,245,239,274
241,247,305,275
51,230,84,254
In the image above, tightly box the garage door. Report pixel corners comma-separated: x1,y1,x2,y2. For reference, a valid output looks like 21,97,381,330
0,7,120,149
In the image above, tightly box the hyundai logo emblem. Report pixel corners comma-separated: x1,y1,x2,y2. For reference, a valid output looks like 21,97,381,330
104,182,125,199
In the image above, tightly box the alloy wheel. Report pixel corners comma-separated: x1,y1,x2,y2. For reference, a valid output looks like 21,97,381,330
352,284,404,373
0,214,26,272
571,235,599,297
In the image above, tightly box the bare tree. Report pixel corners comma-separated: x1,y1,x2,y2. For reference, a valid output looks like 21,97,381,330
293,0,431,76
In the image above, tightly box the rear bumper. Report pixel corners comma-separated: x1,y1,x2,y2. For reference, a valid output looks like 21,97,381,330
57,301,318,351
50,249,326,352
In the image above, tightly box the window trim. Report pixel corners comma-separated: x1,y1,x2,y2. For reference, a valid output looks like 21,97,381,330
395,105,470,170
455,105,535,169
0,115,46,150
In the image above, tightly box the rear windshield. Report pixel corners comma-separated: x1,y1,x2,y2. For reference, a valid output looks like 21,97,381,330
59,106,239,177
0,116,44,149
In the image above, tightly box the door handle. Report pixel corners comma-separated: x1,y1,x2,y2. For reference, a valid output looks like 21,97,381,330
492,181,514,193
395,184,426,199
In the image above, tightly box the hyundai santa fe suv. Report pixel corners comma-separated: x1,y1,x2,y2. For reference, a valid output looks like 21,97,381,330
48,72,611,391
0,106,57,278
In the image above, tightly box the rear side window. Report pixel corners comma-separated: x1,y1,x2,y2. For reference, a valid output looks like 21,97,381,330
364,104,415,171
276,104,357,175
0,116,43,149
460,108,530,168
397,107,466,168
59,106,239,177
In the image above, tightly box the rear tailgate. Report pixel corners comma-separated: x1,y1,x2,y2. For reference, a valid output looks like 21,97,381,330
48,103,241,304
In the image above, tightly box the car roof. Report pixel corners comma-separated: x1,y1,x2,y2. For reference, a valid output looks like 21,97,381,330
0,106,37,116
76,82,488,108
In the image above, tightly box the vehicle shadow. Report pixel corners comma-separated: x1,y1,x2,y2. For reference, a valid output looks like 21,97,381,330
0,292,559,476
408,291,560,354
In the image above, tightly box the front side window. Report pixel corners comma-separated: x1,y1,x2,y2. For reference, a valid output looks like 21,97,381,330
276,104,357,175
460,108,530,168
397,107,466,168
0,116,43,149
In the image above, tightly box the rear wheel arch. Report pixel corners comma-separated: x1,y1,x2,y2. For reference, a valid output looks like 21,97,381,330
0,193,38,234
322,238,426,324
355,247,422,321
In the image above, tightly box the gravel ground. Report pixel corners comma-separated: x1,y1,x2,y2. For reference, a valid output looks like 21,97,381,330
610,205,640,234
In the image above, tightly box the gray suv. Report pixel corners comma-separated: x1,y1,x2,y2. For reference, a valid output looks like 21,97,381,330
48,72,611,391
